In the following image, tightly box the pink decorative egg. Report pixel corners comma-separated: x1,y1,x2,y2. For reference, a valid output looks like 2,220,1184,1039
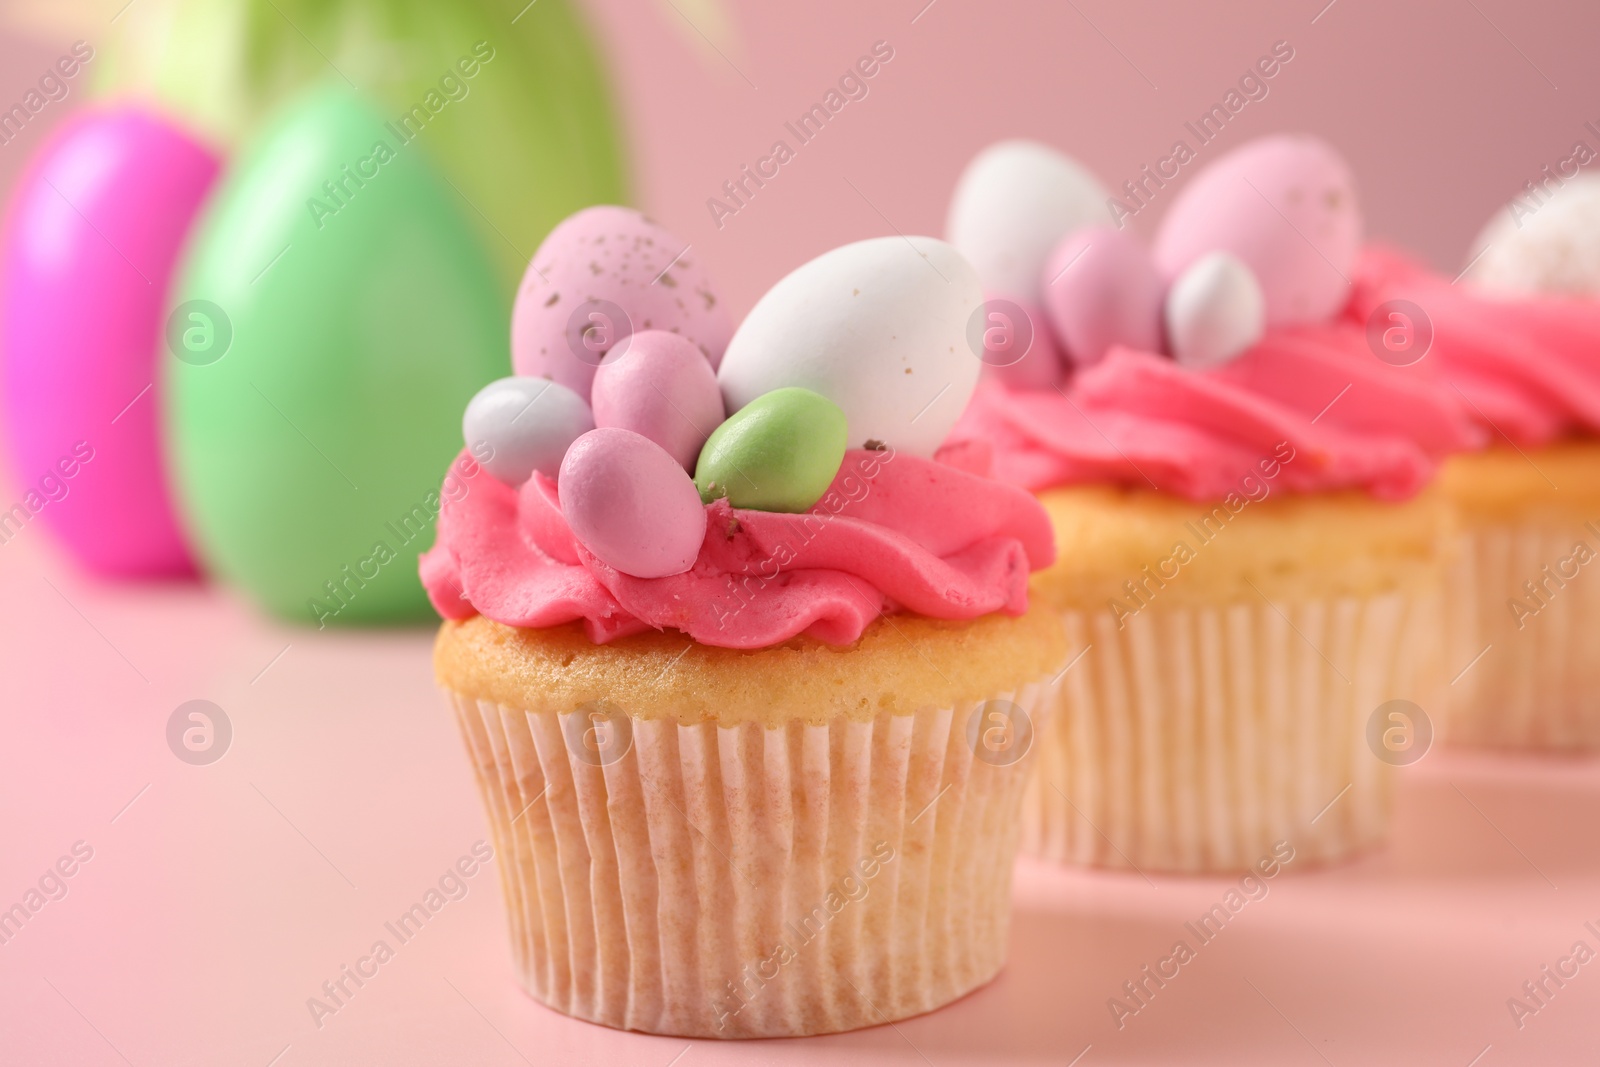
1153,135,1362,327
1040,226,1165,367
0,106,220,576
510,206,732,399
980,299,1066,389
559,427,707,578
591,330,724,470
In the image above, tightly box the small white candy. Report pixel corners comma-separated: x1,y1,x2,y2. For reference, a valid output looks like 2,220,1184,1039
946,140,1112,305
1466,174,1600,297
1164,252,1266,369
463,376,594,485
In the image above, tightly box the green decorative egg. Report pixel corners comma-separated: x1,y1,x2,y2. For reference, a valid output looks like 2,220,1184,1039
166,86,506,624
96,0,628,290
695,388,848,513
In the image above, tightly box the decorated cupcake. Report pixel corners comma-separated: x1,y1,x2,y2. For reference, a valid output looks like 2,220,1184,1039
1353,175,1600,749
944,136,1481,873
422,207,1065,1037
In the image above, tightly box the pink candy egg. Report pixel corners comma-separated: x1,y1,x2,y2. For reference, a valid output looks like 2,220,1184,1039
0,106,220,576
979,298,1066,389
1153,134,1362,327
591,330,724,469
559,427,707,578
1040,226,1164,367
510,206,732,400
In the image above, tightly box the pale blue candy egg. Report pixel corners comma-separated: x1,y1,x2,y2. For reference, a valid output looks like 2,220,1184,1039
463,376,594,484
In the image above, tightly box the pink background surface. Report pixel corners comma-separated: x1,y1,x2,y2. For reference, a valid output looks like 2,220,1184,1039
2,527,1598,1065
5,0,1600,1063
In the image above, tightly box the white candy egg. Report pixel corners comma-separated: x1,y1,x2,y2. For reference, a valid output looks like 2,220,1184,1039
1164,252,1266,368
946,139,1112,304
463,376,594,485
1466,174,1600,296
717,236,983,457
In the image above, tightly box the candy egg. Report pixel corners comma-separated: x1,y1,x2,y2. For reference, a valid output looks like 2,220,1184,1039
1163,252,1266,368
717,236,982,457
969,297,1067,390
463,377,594,484
1465,174,1600,296
946,142,1110,391
168,87,505,623
510,206,732,399
694,387,847,513
946,139,1112,304
591,330,725,470
1040,226,1165,366
560,427,707,578
1153,134,1361,326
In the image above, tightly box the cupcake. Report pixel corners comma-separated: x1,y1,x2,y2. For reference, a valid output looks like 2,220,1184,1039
1353,177,1600,749
422,209,1065,1037
944,135,1480,873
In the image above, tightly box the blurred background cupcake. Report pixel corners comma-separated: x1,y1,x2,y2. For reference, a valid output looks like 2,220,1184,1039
1359,175,1600,749
944,134,1481,873
425,210,1065,1037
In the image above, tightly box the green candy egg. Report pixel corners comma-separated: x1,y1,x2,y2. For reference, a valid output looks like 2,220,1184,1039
166,86,506,624
695,388,847,513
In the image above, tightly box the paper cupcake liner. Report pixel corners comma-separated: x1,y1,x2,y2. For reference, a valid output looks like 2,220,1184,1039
1443,521,1600,749
1024,589,1438,873
447,679,1048,1038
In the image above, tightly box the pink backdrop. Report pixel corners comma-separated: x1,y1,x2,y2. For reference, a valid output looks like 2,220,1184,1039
577,0,1600,315
5,0,1600,411
4,3,1600,1064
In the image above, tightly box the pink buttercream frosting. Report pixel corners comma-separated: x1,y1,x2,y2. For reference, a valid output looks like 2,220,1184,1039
420,447,1057,649
1349,245,1600,447
951,248,1513,502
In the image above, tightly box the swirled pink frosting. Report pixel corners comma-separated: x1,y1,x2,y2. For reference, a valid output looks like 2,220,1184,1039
1349,245,1600,447
953,249,1494,502
420,448,1056,649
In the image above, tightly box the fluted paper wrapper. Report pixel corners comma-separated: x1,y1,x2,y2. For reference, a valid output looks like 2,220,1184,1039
1024,589,1439,873
1443,521,1600,749
447,681,1048,1038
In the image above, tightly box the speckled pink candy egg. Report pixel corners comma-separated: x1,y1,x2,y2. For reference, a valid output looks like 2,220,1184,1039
511,206,732,399
559,427,707,578
1153,135,1362,327
591,330,725,470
